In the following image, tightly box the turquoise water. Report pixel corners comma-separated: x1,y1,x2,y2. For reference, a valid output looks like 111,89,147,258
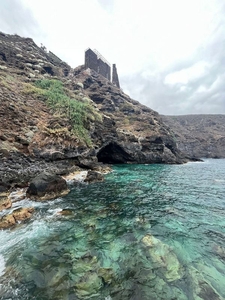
0,159,225,299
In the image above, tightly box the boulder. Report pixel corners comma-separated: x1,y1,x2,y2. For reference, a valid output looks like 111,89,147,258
75,272,103,298
0,193,12,211
0,214,16,229
12,207,34,221
98,267,115,284
188,266,223,300
0,207,34,229
84,170,104,183
26,172,69,200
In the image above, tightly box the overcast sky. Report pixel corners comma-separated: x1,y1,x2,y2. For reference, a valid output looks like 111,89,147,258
0,0,225,115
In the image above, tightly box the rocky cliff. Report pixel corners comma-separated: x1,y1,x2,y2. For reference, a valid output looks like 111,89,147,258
0,32,188,190
162,115,225,158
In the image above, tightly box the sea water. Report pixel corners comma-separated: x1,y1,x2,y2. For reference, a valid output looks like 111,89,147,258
0,159,225,299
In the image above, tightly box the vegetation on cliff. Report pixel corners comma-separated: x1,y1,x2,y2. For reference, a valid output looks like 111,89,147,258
23,79,101,146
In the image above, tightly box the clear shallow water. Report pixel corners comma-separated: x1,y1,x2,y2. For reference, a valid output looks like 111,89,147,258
0,159,225,299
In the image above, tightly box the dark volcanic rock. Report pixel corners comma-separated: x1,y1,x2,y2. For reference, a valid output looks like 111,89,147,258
26,172,69,200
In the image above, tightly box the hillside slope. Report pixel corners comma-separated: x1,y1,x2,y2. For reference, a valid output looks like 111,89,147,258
0,32,188,189
162,115,225,158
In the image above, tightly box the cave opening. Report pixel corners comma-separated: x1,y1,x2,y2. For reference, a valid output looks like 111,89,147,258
97,142,133,164
42,66,54,76
0,52,7,62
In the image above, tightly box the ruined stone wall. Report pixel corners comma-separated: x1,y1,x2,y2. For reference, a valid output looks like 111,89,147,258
85,48,111,81
98,58,111,81
85,48,98,72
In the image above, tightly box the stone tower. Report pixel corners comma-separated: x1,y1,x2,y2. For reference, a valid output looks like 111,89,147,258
85,48,111,81
84,48,120,88
112,64,120,88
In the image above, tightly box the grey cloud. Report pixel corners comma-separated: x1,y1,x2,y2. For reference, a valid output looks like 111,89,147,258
0,0,40,37
121,3,225,115
97,0,114,13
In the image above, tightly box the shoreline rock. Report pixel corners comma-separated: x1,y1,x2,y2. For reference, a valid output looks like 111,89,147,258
0,193,12,211
0,207,34,229
26,171,70,201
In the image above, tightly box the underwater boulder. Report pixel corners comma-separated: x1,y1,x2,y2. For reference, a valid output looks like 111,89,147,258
98,267,115,285
75,272,103,298
142,234,184,282
188,266,223,300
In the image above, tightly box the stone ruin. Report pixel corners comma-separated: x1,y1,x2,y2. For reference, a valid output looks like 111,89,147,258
85,48,120,88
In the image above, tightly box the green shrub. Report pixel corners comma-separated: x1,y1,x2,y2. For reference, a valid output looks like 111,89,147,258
31,79,100,146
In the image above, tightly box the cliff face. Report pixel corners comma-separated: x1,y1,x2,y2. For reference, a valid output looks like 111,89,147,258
162,115,225,158
0,32,187,189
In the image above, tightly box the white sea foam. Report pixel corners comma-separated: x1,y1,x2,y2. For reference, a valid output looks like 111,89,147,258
0,255,5,277
47,208,62,216
63,170,88,184
9,188,26,202
214,179,225,182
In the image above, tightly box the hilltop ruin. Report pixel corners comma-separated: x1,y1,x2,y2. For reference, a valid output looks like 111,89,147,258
85,48,120,88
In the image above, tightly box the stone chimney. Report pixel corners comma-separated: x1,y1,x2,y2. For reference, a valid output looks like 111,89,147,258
112,64,120,88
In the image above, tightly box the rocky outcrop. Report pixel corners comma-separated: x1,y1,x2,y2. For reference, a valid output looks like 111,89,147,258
0,193,11,211
162,115,225,158
26,172,69,200
0,207,34,229
0,32,190,190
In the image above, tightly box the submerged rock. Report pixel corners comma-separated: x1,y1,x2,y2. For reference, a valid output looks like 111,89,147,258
26,172,69,200
213,244,225,259
188,266,223,300
57,209,74,216
75,272,103,298
98,267,115,285
142,234,184,282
